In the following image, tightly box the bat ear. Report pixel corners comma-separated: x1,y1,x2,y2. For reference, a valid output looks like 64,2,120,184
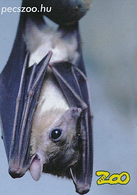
29,154,43,181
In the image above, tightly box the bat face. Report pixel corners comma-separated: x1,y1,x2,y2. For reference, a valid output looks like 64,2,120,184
30,106,82,181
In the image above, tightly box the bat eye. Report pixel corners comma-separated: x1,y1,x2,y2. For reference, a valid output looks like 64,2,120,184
50,128,62,141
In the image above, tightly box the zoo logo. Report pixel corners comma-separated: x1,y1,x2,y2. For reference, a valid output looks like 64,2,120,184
96,171,130,185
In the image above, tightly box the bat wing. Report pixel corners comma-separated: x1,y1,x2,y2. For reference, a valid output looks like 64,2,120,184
0,37,52,177
0,6,52,177
50,61,93,194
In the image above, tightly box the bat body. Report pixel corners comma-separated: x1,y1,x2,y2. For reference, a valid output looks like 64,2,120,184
27,16,81,180
0,1,93,194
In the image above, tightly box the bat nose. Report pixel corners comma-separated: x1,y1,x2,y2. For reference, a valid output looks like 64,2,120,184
9,166,25,178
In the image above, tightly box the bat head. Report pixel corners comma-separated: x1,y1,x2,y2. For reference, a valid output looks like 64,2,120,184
29,107,82,181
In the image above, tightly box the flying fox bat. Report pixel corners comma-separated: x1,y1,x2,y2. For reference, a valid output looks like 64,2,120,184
0,1,93,194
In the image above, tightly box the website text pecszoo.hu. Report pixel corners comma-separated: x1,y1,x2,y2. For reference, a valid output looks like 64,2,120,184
1,4,52,15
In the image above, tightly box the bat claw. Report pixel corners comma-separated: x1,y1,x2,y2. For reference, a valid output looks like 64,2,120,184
9,167,25,179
